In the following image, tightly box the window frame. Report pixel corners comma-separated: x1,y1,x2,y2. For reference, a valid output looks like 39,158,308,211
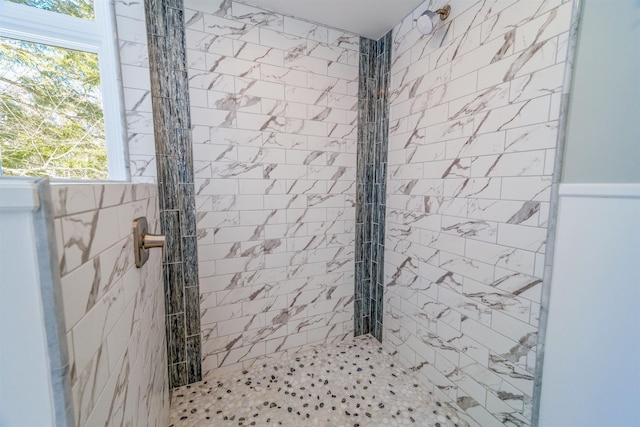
0,0,129,180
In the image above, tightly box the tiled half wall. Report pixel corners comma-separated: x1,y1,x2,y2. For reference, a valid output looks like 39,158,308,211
382,0,574,425
52,183,169,426
144,0,202,387
183,0,360,376
354,33,391,340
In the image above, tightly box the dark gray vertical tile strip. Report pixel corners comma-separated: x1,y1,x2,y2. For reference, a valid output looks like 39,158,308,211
354,38,368,337
144,0,201,388
374,31,391,341
355,32,391,342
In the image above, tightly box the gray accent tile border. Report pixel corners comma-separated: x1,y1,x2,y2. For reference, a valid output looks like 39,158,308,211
144,0,201,388
355,32,391,341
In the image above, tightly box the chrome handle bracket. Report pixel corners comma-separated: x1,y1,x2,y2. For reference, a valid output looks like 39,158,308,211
133,217,165,268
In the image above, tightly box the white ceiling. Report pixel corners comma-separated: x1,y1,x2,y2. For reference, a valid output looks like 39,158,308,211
235,0,426,40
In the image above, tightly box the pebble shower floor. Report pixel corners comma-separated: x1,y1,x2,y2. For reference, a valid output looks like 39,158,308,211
169,335,468,427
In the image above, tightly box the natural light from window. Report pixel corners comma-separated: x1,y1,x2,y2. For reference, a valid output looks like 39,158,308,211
0,37,107,179
0,0,127,180
5,0,95,19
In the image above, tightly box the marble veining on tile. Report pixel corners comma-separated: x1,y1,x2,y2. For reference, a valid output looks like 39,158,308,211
114,0,157,182
383,0,574,425
52,183,169,426
170,335,468,426
186,0,359,379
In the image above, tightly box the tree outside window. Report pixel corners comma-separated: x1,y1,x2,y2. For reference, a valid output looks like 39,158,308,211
0,0,126,180
0,37,107,179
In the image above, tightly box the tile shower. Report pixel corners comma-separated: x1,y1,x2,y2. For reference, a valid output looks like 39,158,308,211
383,2,573,424
184,0,359,377
42,0,576,426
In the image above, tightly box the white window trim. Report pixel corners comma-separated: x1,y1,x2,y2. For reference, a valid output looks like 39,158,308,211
0,0,129,181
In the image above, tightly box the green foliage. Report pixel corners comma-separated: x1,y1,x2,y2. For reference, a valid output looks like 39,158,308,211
5,0,94,20
0,35,107,179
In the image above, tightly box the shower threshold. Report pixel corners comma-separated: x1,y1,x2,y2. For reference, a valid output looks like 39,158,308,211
169,334,468,427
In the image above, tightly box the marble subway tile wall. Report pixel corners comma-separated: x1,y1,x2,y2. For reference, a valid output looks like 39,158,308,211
183,0,359,376
51,183,169,426
383,0,573,425
144,0,201,387
355,33,391,340
114,0,157,182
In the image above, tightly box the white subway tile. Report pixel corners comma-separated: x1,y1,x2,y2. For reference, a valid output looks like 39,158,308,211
186,29,235,55
189,71,236,92
476,39,558,90
233,40,283,66
513,2,573,53
239,209,286,226
470,150,546,178
452,35,513,80
327,29,358,51
231,2,283,31
259,27,305,51
260,64,306,87
283,16,328,43
467,199,539,225
202,15,260,43
236,112,286,131
285,86,327,106
501,176,551,201
207,91,262,113
491,310,537,343
497,223,547,252
327,61,357,80
510,63,566,102
214,226,264,244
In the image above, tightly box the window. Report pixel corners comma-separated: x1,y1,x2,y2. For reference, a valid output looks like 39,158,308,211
0,0,127,180
5,0,95,19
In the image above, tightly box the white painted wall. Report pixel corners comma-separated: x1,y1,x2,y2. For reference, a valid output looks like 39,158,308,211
538,185,640,426
0,179,55,427
562,0,640,183
539,0,640,423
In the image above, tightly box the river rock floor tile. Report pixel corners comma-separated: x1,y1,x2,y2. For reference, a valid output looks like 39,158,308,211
170,334,468,427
